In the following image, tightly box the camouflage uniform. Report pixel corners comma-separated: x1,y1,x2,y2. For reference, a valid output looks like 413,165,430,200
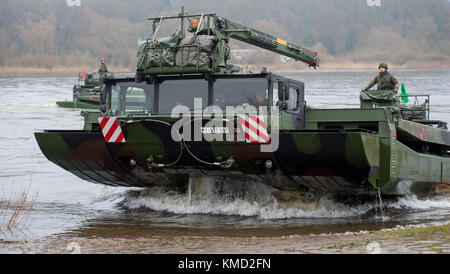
364,64,400,93
98,61,108,74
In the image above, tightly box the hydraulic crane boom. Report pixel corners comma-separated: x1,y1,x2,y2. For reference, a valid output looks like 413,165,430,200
144,9,319,76
222,18,319,68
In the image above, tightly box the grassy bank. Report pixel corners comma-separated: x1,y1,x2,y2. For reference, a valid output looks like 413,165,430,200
1,223,449,254
376,223,450,240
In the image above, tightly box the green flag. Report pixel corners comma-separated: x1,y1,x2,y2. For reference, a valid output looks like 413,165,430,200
401,83,408,103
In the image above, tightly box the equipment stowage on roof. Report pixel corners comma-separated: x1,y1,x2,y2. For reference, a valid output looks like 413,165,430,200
135,10,319,79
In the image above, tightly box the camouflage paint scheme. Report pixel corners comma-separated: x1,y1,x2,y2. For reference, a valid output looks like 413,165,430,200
38,11,448,197
35,103,450,197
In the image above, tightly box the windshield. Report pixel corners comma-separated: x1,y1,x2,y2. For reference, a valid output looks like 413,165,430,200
108,77,270,115
159,79,208,114
214,78,268,109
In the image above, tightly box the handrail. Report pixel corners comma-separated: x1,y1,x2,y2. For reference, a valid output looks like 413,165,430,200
148,13,216,21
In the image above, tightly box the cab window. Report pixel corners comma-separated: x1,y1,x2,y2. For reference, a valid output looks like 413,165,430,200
214,78,268,109
288,87,299,111
159,79,208,114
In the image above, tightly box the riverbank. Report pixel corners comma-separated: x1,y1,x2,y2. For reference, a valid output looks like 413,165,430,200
0,66,133,75
1,223,449,254
1,62,449,75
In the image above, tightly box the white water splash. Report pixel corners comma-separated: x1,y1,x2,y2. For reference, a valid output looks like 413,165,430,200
118,177,378,219
91,186,130,204
116,177,450,220
386,195,450,210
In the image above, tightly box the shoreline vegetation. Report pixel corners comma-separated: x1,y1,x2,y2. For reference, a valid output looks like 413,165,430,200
0,0,450,77
0,189,37,239
0,61,449,76
1,0,449,76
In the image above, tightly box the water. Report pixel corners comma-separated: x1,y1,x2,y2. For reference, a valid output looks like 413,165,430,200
0,69,449,241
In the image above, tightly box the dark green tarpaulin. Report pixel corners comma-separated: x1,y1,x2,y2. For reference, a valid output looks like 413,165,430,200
137,31,182,70
360,90,397,108
360,89,395,101
175,35,218,67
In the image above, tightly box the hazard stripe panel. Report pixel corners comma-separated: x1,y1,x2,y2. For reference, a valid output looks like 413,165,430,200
98,117,126,143
239,115,270,143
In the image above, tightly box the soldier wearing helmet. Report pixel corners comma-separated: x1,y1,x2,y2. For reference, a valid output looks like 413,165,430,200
98,58,109,74
364,63,399,93
188,17,209,35
188,18,200,33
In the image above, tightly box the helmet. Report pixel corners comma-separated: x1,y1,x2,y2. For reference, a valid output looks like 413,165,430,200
191,18,199,27
379,63,388,69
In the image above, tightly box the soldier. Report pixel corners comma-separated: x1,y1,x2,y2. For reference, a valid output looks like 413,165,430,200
242,93,268,111
188,18,199,33
98,58,109,74
364,63,399,93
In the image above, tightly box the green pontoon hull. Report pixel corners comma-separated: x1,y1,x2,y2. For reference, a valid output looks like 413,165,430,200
35,107,450,197
56,100,99,109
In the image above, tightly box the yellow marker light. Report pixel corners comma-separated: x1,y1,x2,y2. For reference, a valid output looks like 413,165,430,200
277,38,287,46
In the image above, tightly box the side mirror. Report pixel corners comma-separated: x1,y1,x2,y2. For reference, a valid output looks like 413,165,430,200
278,81,289,101
100,83,112,114
100,86,107,113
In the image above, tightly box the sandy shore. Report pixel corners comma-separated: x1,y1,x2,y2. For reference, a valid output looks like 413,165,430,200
1,223,449,254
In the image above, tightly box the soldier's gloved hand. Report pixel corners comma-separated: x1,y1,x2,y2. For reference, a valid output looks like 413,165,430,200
394,88,398,94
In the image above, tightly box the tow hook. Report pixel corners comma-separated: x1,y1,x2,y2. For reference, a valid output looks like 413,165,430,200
146,156,168,168
146,156,156,168
220,157,235,169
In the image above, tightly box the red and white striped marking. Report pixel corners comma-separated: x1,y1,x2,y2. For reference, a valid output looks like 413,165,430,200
239,115,270,143
98,117,126,143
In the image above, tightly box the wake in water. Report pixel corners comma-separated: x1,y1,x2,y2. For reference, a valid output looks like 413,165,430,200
112,177,450,220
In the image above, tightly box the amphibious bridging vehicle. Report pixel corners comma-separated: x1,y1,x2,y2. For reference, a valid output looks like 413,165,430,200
57,71,114,109
36,9,449,197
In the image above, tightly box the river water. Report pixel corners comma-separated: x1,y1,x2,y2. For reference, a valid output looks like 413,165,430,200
0,69,449,242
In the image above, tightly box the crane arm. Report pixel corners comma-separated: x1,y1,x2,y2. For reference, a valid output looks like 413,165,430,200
145,10,320,71
221,18,319,68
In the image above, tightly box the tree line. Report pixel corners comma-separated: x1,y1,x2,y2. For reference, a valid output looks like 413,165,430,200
0,0,449,70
